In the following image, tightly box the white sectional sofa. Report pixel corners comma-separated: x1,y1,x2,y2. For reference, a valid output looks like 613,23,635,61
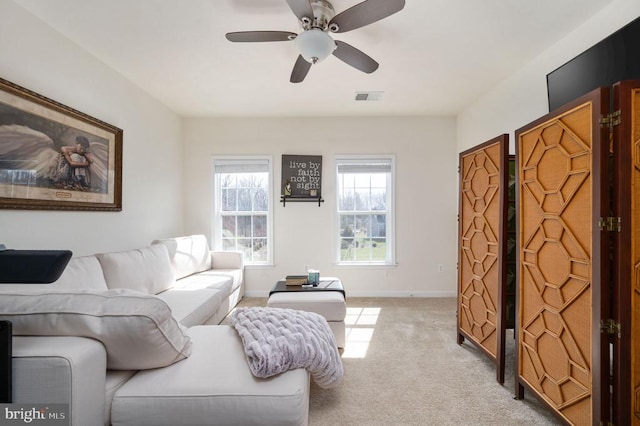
0,235,310,426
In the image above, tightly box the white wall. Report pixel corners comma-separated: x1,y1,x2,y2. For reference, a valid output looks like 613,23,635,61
7,0,629,294
0,0,184,256
457,0,640,154
183,117,458,297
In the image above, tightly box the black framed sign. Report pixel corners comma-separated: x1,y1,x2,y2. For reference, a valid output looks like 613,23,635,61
281,154,322,198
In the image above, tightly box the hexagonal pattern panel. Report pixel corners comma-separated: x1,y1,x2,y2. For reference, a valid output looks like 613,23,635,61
522,218,590,311
461,216,498,279
517,102,593,425
458,141,502,358
461,150,500,214
521,123,590,216
521,309,589,408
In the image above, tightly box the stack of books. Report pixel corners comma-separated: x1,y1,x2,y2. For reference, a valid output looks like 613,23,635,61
285,275,308,286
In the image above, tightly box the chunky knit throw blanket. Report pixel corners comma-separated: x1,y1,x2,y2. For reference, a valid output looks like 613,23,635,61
229,307,344,389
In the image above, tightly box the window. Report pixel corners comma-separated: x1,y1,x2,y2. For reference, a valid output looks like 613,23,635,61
336,156,395,265
212,156,273,265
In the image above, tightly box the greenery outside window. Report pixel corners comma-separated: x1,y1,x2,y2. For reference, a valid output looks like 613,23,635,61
212,156,273,265
336,155,395,265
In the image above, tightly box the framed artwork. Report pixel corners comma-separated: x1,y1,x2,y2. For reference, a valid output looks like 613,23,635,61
0,77,122,211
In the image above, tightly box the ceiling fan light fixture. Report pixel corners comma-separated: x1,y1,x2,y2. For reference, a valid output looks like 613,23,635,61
294,29,336,64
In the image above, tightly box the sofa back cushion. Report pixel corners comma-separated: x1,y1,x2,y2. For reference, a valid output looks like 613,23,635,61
152,235,212,280
0,289,192,370
0,255,109,292
97,244,174,295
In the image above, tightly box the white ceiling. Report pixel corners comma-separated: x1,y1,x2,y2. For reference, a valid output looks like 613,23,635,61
13,0,612,117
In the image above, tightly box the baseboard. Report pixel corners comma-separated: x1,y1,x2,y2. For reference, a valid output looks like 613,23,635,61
244,291,456,298
346,291,457,298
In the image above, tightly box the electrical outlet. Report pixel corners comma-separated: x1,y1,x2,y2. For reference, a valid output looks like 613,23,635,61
437,264,444,273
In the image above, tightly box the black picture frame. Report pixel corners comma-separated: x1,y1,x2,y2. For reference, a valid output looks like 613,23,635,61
281,154,322,199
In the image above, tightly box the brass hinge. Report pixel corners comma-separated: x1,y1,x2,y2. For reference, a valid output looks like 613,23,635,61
600,110,621,128
598,217,621,232
600,319,621,338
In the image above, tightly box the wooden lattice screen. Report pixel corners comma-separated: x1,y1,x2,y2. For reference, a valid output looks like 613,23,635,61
456,82,640,425
515,89,609,425
457,135,508,383
614,80,640,426
630,82,640,426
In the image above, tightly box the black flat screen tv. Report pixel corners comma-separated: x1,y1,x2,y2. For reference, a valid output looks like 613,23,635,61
546,16,640,112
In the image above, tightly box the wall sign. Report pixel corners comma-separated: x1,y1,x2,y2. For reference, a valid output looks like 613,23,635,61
281,154,323,205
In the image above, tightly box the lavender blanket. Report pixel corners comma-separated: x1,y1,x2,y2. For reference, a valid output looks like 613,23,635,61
229,307,344,389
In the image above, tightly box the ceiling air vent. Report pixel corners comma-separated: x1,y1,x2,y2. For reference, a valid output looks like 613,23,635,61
355,91,383,101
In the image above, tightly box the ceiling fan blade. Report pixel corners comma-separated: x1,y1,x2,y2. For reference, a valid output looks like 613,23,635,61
225,31,297,42
329,0,405,33
333,41,379,74
290,55,312,83
285,0,314,22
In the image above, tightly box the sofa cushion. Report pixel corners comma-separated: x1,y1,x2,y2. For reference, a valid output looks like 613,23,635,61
111,325,309,426
97,244,174,295
0,255,108,292
152,235,212,280
208,269,242,292
105,370,136,426
0,289,192,370
157,288,224,328
174,271,235,297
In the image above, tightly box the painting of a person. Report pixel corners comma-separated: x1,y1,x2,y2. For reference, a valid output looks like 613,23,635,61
0,124,109,194
59,135,93,189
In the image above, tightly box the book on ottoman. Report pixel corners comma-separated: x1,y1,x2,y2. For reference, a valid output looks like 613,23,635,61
285,275,307,286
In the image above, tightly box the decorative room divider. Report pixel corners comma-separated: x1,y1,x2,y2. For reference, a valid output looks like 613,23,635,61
457,81,640,425
514,80,640,426
514,88,607,426
611,80,640,426
457,135,509,384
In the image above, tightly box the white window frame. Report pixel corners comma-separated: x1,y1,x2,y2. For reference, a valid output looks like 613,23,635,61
335,154,396,265
212,155,274,266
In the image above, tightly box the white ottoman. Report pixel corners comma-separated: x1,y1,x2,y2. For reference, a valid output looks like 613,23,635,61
267,290,347,348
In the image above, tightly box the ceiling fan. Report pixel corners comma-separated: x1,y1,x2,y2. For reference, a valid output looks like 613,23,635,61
225,0,405,83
